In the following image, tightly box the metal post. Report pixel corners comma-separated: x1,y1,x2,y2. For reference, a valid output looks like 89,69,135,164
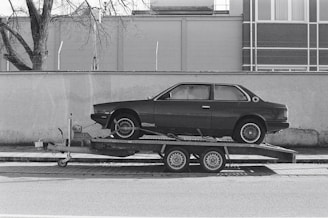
250,0,253,71
92,21,98,71
155,41,159,71
57,41,63,70
68,113,72,147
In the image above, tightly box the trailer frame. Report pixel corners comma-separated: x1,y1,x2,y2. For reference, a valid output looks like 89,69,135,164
36,117,297,173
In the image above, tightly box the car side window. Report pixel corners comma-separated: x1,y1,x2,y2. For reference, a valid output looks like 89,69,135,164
214,85,248,101
165,85,210,100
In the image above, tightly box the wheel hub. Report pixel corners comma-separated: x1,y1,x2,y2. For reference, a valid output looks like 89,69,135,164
168,152,186,170
115,118,135,138
204,152,222,170
241,123,261,143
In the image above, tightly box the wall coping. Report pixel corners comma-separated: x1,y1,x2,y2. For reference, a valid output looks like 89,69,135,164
1,71,328,76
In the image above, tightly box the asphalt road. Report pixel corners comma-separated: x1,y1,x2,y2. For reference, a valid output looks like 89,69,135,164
0,163,328,217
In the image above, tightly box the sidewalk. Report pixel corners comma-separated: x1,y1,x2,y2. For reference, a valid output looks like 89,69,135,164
1,145,328,164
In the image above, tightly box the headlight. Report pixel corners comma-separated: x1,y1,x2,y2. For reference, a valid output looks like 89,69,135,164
93,106,112,114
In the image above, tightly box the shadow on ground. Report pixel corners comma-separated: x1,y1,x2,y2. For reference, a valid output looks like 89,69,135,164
0,163,276,179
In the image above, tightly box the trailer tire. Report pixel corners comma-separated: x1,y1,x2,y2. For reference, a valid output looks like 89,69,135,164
111,113,140,140
164,147,189,173
200,148,226,173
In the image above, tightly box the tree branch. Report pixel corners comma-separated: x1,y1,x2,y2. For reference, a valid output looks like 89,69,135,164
3,54,32,70
26,0,42,44
0,20,34,60
42,0,54,22
0,27,32,70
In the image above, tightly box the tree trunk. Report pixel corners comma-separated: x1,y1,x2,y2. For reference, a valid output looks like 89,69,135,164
26,0,53,71
32,40,47,71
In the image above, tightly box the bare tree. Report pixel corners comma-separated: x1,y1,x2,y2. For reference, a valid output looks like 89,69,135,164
0,0,53,70
0,0,149,71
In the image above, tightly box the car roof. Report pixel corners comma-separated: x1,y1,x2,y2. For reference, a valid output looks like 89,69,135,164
176,82,240,86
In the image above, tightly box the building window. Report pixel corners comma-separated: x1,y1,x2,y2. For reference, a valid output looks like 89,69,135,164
214,0,230,11
258,0,271,20
320,0,328,21
275,0,288,21
257,0,306,22
292,0,305,21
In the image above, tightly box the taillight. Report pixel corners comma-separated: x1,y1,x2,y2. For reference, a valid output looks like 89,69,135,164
284,105,289,119
284,108,288,119
276,107,288,120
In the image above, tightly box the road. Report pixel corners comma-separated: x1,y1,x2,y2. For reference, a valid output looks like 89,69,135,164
0,163,328,217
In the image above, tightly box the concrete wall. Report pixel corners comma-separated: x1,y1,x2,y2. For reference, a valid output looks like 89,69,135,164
0,71,328,146
1,16,243,72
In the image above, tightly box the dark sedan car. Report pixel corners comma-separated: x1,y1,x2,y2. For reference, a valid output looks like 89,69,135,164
91,83,289,144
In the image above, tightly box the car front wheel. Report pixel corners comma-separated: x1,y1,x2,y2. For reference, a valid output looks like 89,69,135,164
110,113,140,140
233,119,265,144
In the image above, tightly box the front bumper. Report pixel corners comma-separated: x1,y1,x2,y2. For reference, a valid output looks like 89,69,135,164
266,121,289,133
91,113,111,128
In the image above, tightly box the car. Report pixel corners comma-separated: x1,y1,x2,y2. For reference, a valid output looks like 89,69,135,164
91,83,289,144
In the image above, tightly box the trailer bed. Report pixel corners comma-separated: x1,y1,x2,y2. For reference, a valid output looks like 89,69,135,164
37,117,296,173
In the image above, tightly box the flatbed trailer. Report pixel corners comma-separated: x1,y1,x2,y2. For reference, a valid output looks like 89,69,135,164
36,117,296,173
38,134,297,173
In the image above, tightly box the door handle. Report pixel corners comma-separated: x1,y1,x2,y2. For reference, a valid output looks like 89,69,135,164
202,105,211,109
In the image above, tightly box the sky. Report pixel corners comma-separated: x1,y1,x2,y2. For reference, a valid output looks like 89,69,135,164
0,0,228,16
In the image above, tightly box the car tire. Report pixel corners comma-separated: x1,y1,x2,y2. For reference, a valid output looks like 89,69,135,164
233,119,265,144
110,113,140,140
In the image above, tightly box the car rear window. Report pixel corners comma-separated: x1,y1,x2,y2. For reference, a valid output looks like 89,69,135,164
214,85,248,101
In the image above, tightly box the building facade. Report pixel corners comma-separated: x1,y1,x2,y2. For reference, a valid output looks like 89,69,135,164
243,0,328,71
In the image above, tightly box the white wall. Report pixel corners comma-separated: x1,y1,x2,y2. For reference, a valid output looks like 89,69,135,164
0,71,327,144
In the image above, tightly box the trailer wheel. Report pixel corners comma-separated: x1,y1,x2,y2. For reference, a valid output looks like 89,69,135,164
200,148,226,173
111,113,140,140
164,147,189,173
57,159,68,167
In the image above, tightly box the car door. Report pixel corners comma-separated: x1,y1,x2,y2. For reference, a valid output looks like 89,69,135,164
211,85,250,135
154,84,212,134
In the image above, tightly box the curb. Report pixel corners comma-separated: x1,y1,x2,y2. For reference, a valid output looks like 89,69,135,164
1,156,328,164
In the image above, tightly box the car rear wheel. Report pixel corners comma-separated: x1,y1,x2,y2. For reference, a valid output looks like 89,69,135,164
110,113,140,140
233,119,265,144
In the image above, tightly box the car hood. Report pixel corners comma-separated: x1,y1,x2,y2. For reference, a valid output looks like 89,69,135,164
93,100,151,113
